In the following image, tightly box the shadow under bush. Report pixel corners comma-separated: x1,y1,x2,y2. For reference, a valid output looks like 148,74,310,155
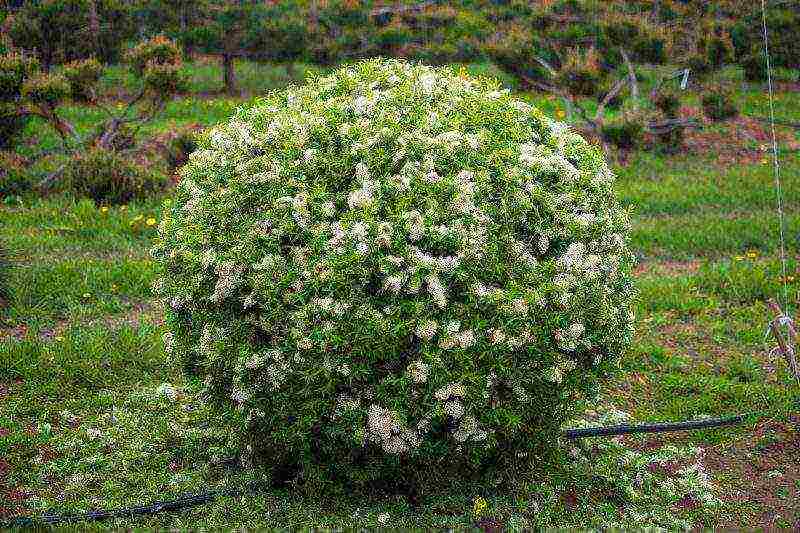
58,146,167,205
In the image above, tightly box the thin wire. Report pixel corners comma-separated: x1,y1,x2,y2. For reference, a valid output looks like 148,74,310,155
760,0,791,313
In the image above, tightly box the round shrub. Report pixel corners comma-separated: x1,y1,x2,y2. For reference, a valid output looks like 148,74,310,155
653,88,681,118
62,58,104,103
601,108,648,150
0,151,34,196
742,50,768,82
701,87,738,121
60,146,166,204
557,48,606,97
21,73,71,107
152,59,636,486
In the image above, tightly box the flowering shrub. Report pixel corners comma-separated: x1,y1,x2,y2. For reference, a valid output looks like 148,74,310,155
152,59,636,484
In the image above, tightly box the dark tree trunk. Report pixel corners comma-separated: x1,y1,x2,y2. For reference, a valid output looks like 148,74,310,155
222,53,238,95
88,0,100,59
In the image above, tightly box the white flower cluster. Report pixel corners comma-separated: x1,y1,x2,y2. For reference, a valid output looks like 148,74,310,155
152,59,635,468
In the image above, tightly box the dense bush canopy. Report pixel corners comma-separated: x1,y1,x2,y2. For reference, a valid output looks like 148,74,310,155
152,59,636,483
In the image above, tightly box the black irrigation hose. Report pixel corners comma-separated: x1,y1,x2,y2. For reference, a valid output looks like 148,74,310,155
4,485,257,528
561,413,749,439
3,414,751,527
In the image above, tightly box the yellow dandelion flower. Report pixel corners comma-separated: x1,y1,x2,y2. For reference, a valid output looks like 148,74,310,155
146,217,157,226
556,109,566,119
473,496,488,518
746,251,758,259
100,206,109,214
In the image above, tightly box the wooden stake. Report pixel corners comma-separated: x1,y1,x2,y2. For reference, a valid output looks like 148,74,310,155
767,299,800,383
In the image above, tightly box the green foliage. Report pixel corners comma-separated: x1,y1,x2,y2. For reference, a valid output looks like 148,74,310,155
741,49,768,82
686,53,712,79
485,27,551,85
701,87,738,121
125,35,182,76
165,128,200,173
256,11,310,63
21,72,71,106
8,0,135,68
557,48,605,97
0,51,40,148
123,35,187,97
653,88,681,118
601,108,648,150
705,32,735,69
0,51,39,99
60,146,166,205
61,58,104,102
153,60,636,488
0,151,34,196
730,4,800,73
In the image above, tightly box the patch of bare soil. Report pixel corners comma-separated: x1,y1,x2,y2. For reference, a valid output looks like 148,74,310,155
683,112,800,167
703,416,800,528
624,415,799,528
0,300,163,342
635,260,701,277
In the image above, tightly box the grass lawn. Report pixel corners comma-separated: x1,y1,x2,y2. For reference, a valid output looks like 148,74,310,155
1,59,799,529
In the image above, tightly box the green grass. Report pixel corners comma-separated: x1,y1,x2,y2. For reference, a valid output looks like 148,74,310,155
2,59,800,528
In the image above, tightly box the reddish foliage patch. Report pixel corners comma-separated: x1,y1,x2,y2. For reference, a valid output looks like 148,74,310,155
475,517,506,533
683,113,799,167
646,460,683,478
674,494,700,512
560,489,579,509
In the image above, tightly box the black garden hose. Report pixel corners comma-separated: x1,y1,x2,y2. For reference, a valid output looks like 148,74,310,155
3,414,751,527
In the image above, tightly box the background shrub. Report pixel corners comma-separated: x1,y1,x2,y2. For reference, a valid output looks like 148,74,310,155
59,146,166,204
165,128,200,174
701,87,738,121
0,151,34,196
152,59,636,488
742,50,768,82
601,108,648,150
653,88,681,118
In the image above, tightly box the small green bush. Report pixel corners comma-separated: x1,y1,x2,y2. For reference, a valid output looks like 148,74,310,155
0,151,34,196
165,128,200,173
60,146,166,204
653,88,681,118
704,33,734,69
62,58,104,103
701,88,738,121
0,102,28,151
152,59,636,488
557,48,605,97
0,237,10,306
742,50,768,82
0,52,39,149
686,54,712,79
21,73,71,107
601,108,648,150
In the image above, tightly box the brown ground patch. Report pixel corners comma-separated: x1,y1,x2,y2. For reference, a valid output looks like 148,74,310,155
0,299,162,342
683,112,799,167
703,416,800,529
635,260,701,277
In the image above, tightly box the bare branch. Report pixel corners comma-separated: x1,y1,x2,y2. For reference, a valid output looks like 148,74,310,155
595,77,627,121
620,49,639,106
